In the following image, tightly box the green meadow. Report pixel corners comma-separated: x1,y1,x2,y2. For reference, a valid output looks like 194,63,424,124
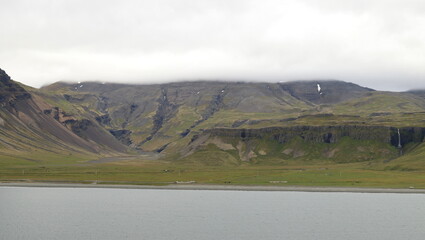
2,144,425,189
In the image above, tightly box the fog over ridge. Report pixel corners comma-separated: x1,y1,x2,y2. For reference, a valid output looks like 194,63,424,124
1,0,424,91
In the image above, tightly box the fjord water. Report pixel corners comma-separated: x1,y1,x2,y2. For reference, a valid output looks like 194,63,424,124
1,187,424,240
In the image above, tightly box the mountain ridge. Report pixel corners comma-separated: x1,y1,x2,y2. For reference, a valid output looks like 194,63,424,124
2,67,425,166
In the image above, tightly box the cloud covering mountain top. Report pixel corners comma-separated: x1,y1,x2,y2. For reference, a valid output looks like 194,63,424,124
1,0,424,91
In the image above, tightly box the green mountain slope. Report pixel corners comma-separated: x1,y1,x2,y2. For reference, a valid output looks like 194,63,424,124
3,67,425,169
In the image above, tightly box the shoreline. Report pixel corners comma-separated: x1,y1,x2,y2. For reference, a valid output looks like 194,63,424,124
1,182,425,194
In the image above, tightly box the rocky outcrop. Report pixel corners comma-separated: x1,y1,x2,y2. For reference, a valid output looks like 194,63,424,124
95,114,112,125
0,68,10,84
0,68,31,107
109,129,132,145
181,126,425,163
204,126,425,147
152,88,178,134
97,95,109,113
43,107,74,122
200,88,226,121
62,119,92,137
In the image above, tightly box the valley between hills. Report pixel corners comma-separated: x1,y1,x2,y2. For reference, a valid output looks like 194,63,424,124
2,67,425,188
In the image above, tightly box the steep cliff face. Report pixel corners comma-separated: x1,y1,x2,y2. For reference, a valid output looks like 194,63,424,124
392,127,425,146
204,126,425,147
182,126,425,164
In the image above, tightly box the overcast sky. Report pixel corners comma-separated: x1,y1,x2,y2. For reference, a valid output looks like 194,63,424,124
1,0,424,91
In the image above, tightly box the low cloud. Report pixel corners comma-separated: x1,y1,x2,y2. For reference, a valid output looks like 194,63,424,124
1,0,424,91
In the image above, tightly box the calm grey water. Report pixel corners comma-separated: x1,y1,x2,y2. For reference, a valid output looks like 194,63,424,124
1,187,425,240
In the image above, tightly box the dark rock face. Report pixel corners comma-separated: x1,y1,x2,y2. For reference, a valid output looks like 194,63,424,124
63,119,92,137
205,126,425,147
180,129,190,137
0,68,31,104
155,143,170,153
95,114,112,125
109,129,132,145
232,120,248,128
390,127,425,147
200,89,226,121
139,88,178,145
97,96,109,113
0,68,11,84
152,88,178,134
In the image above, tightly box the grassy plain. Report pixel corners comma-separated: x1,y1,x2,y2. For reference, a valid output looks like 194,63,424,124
2,150,425,189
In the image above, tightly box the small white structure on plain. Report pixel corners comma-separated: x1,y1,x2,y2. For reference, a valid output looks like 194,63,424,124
221,90,225,93
80,85,83,88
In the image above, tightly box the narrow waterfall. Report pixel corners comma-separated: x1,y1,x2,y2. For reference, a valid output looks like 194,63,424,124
397,128,403,155
397,128,402,148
